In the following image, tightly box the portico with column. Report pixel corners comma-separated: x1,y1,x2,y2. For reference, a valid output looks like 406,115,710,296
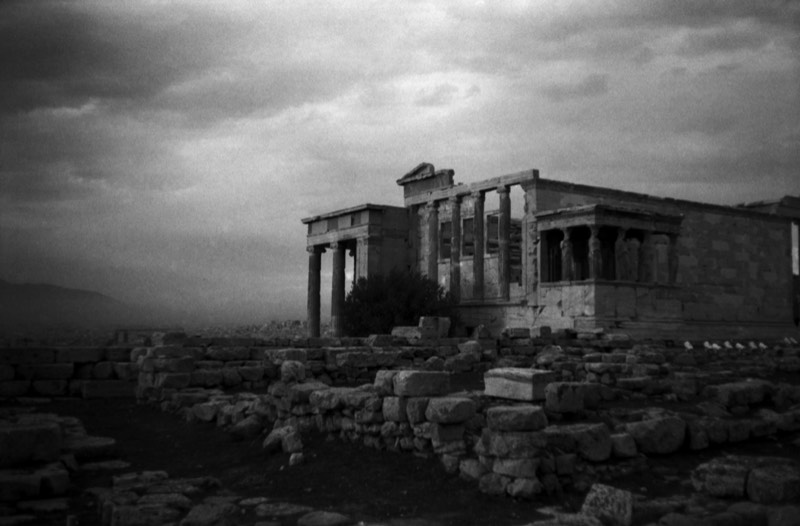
302,204,409,337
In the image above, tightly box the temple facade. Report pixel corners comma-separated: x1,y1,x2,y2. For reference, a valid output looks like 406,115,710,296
302,163,800,338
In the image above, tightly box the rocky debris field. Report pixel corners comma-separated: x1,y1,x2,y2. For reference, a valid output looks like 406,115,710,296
2,331,800,526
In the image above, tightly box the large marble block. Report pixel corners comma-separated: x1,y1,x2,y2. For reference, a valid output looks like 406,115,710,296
484,368,556,401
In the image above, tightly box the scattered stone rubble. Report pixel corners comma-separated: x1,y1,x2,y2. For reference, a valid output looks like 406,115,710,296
0,404,118,524
2,328,800,525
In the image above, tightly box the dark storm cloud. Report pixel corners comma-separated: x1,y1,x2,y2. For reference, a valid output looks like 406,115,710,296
0,1,239,114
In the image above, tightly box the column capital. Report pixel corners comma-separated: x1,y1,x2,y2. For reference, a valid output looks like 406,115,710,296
496,185,510,195
471,190,484,200
448,195,461,205
426,200,439,210
307,245,325,254
330,241,346,251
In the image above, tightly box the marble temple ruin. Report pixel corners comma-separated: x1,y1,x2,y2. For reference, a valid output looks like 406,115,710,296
303,163,800,339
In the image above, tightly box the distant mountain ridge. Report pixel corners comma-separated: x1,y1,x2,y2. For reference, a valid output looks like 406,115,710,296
0,278,118,302
0,278,149,328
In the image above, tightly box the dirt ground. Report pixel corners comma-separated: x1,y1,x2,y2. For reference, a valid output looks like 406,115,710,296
25,394,800,526
45,398,563,526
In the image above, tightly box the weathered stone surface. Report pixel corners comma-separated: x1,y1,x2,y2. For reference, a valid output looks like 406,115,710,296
393,371,450,396
545,423,612,462
404,397,429,424
545,382,585,413
391,326,436,340
486,405,548,431
528,513,603,526
492,458,539,478
0,422,62,467
230,415,263,441
476,429,548,459
263,426,302,454
746,464,800,504
580,483,633,526
624,417,686,454
63,435,117,460
506,477,542,499
424,397,475,424
254,501,314,518
459,458,488,481
382,396,408,422
479,472,512,495
297,510,352,526
610,433,637,458
484,368,556,401
0,348,55,365
179,502,238,526
691,456,751,497
280,361,306,383
710,380,772,408
373,370,398,395
32,380,68,396
110,504,182,526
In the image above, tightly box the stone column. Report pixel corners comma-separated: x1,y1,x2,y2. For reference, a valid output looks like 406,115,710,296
667,234,679,284
560,228,573,281
615,228,628,280
472,191,485,299
330,242,346,337
589,226,602,279
639,232,653,282
498,186,511,300
449,196,461,301
307,246,323,337
426,201,439,282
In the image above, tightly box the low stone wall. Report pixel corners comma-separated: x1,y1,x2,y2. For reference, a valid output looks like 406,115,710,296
0,347,138,399
147,357,800,502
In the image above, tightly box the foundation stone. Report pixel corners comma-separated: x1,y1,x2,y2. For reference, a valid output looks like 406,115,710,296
484,368,556,401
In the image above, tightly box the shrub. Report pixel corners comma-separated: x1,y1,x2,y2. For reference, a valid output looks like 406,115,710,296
342,269,457,336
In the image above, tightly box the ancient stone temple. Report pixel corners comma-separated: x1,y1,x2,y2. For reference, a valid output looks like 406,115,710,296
302,163,800,338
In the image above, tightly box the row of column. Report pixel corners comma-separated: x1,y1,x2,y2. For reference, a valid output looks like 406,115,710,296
557,226,678,283
424,186,512,301
307,237,376,338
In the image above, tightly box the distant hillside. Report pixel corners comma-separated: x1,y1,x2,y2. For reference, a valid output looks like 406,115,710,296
0,279,154,328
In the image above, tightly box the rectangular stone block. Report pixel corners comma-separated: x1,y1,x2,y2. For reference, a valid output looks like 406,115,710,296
32,380,68,396
0,349,55,365
486,405,548,431
154,373,191,389
105,348,133,362
28,363,73,380
56,347,105,363
484,368,556,401
431,423,464,445
382,396,408,422
266,349,308,363
477,429,547,459
492,458,540,478
82,380,135,399
393,371,450,397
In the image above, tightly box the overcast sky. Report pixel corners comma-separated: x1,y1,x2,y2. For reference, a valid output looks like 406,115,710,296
1,0,799,325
